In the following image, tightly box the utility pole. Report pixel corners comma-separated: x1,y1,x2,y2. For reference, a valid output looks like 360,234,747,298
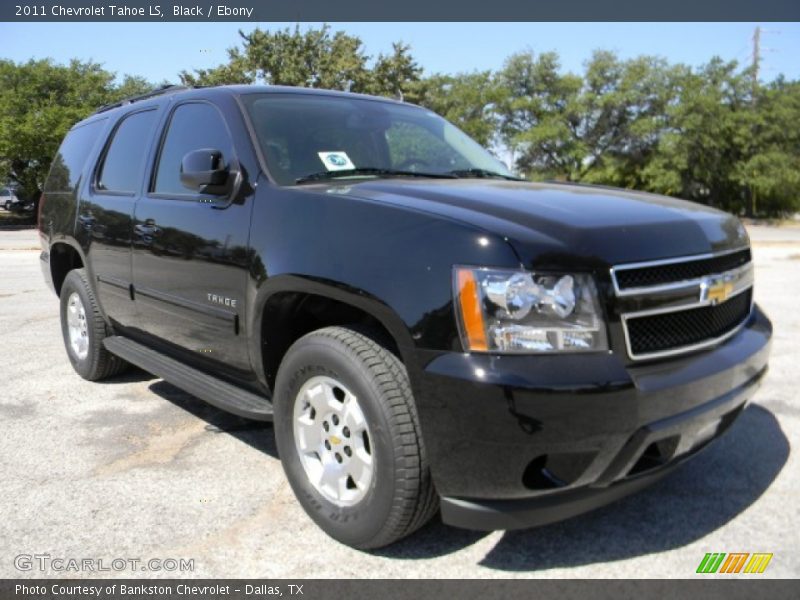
752,25,761,98
748,26,761,217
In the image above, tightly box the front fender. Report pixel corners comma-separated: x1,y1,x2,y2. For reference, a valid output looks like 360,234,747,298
248,273,419,392
244,181,522,392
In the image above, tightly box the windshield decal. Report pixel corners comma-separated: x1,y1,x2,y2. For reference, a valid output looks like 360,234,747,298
318,151,356,171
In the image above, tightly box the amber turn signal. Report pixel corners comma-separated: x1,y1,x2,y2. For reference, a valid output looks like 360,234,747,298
455,268,488,351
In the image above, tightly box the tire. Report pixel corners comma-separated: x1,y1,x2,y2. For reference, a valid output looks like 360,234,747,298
273,326,438,549
4,201,9,210
59,268,128,381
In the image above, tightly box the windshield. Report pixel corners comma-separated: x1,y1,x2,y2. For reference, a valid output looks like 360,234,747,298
241,92,513,186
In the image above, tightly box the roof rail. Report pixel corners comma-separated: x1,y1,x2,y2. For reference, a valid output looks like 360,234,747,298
93,84,189,115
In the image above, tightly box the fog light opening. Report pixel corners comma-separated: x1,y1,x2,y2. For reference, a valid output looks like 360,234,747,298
629,437,679,476
522,455,566,490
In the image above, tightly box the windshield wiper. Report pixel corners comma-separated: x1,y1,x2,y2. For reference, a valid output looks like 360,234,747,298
295,168,457,185
445,168,522,181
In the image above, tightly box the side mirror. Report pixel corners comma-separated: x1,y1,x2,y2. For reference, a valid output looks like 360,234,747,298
180,148,229,194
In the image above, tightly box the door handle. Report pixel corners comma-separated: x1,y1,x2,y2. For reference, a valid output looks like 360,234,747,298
135,220,162,244
78,213,96,231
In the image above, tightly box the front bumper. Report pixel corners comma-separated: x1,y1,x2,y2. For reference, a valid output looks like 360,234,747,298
415,305,772,531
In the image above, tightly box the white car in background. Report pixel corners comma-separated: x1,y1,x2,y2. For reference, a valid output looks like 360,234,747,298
1,188,20,211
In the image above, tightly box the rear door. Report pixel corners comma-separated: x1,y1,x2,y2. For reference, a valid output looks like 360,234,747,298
131,100,254,374
80,108,160,328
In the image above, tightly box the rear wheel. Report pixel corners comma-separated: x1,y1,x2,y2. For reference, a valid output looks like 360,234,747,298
59,269,128,381
274,326,438,549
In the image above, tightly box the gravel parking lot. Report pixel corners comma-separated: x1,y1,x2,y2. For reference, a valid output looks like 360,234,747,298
1,225,798,579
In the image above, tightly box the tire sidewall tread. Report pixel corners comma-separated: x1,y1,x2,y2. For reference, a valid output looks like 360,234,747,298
59,268,126,381
274,326,438,549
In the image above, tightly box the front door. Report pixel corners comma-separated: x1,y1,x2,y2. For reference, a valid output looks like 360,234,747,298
132,100,254,374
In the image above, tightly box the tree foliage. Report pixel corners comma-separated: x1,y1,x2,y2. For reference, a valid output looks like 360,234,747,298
180,26,425,100
413,71,502,147
0,58,154,199
368,42,422,100
495,50,800,215
3,26,800,216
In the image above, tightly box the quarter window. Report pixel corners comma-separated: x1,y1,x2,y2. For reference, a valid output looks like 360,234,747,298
96,110,158,194
153,103,234,196
45,119,106,194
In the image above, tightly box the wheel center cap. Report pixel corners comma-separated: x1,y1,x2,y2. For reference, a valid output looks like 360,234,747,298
329,435,342,445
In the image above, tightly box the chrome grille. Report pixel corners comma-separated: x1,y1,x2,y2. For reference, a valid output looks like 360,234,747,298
626,290,752,356
611,247,754,361
614,248,751,291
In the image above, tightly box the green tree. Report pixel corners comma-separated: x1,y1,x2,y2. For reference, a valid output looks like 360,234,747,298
494,49,800,217
495,51,583,178
179,48,254,86
496,50,677,183
180,26,424,101
368,42,422,100
640,58,752,209
572,52,676,188
181,25,373,91
111,74,157,101
734,79,800,215
413,71,502,147
5,34,800,218
0,59,155,200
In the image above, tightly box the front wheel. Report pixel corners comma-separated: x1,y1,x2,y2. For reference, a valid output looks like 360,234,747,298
273,326,438,549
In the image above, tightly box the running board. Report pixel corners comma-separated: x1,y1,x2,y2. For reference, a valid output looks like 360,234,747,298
103,336,273,421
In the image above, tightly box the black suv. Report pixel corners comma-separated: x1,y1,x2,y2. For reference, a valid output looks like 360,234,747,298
39,85,772,549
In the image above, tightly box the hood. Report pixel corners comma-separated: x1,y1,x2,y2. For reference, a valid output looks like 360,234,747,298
311,179,749,267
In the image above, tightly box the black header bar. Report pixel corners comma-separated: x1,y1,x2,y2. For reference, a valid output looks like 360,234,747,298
3,0,800,22
3,579,800,600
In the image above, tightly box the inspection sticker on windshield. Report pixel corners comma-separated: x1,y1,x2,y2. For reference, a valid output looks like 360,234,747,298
318,151,355,171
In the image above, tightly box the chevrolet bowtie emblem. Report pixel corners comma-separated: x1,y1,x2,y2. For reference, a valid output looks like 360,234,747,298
702,276,734,305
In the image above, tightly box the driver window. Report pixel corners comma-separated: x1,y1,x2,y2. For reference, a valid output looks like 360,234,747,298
153,103,234,196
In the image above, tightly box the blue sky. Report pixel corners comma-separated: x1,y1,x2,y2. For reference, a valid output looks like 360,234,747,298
2,22,799,83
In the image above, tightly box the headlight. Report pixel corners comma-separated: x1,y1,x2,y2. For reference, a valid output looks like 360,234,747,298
453,266,608,353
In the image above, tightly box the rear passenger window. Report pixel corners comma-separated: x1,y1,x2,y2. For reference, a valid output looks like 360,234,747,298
96,109,158,194
45,119,106,194
153,103,234,196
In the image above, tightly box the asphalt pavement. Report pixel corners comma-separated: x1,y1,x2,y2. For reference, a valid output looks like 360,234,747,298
1,225,798,578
